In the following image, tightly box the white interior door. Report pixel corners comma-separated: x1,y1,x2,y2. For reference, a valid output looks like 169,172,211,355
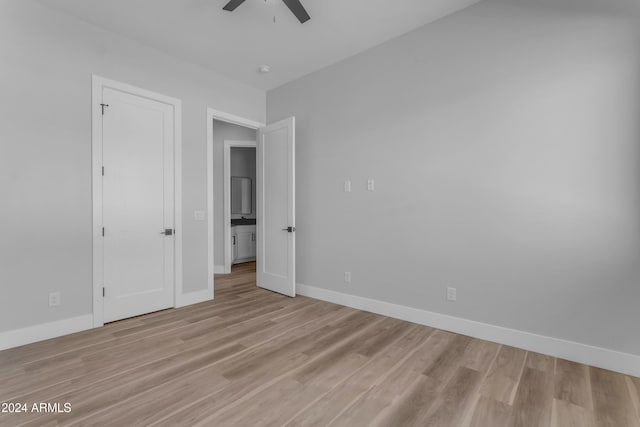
101,87,175,323
257,117,295,297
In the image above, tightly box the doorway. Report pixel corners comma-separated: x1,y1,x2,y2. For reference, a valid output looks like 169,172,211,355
225,141,257,273
206,109,296,298
206,109,263,292
92,76,183,327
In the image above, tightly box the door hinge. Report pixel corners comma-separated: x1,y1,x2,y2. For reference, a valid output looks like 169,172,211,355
102,287,105,297
102,166,104,176
100,103,109,115
102,227,105,237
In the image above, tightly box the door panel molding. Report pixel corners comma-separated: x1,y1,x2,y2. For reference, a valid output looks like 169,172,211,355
92,75,183,327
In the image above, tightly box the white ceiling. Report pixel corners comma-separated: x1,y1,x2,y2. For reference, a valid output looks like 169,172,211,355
37,0,484,91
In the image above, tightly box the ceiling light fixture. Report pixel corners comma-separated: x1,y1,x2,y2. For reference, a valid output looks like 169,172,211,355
258,65,271,74
222,0,311,24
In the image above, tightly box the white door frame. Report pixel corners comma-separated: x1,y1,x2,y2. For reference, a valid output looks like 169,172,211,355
224,140,257,273
92,75,183,328
206,109,264,286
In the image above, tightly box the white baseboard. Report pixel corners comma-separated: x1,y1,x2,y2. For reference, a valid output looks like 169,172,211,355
176,289,213,308
296,284,640,378
0,289,214,351
0,314,94,351
214,265,227,274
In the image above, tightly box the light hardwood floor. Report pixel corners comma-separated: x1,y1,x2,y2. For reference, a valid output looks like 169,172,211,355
1,262,639,426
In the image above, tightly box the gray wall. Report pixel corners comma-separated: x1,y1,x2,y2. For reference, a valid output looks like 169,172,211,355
211,121,257,267
268,0,640,355
0,0,265,332
230,147,257,219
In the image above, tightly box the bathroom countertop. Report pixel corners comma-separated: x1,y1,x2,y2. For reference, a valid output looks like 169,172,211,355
231,218,256,226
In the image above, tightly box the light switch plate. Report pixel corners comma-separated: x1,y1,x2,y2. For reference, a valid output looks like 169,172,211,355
344,180,351,192
194,210,205,221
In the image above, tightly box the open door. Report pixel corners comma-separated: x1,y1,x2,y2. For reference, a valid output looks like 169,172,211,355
257,117,295,297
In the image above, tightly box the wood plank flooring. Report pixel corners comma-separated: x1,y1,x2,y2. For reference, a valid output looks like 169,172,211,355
1,261,638,426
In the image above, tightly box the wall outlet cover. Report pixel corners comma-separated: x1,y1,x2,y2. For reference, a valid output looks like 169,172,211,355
49,292,61,307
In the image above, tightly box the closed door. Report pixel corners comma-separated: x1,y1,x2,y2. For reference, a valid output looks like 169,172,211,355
257,117,295,297
101,87,175,323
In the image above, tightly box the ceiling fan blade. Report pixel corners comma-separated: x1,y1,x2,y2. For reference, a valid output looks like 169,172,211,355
223,0,247,12
282,0,311,23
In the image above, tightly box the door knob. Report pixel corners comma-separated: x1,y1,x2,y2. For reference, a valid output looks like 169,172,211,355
160,229,174,235
281,226,296,233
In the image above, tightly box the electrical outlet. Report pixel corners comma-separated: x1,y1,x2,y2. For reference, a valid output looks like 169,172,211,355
344,272,351,283
447,287,457,302
367,179,375,191
49,292,61,307
344,180,351,193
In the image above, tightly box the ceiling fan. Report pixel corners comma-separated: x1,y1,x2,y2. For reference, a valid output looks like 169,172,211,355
222,0,311,24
